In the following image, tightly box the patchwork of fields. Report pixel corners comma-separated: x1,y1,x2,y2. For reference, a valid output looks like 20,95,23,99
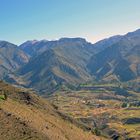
48,84,140,139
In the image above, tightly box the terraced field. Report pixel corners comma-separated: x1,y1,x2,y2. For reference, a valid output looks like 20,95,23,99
48,84,140,139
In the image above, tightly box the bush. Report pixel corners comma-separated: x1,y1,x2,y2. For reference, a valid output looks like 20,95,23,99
0,95,6,100
92,128,101,136
121,102,128,108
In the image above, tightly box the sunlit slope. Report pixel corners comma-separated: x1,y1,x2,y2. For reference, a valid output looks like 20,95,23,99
0,81,102,140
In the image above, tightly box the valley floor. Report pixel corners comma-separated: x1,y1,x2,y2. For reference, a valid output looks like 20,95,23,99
48,84,140,140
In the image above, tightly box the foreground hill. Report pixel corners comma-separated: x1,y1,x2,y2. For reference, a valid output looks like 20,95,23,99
0,81,102,140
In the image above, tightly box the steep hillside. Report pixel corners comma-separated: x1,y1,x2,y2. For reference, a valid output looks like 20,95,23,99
2,29,140,93
16,38,94,92
0,41,29,78
0,81,102,140
93,35,122,53
87,29,140,82
19,38,95,57
19,40,54,57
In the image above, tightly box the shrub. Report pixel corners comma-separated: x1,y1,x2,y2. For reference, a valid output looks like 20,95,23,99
121,102,128,108
92,128,101,136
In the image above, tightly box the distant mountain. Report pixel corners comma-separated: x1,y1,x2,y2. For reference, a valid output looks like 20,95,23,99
19,40,53,57
93,35,123,53
87,29,140,82
19,38,95,57
0,41,29,78
1,29,140,93
17,38,94,92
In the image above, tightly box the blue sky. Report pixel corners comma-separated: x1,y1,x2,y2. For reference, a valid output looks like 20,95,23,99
0,0,140,44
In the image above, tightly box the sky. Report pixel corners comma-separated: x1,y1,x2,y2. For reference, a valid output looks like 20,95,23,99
0,0,140,45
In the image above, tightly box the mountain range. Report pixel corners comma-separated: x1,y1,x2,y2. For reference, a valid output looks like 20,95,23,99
1,29,140,93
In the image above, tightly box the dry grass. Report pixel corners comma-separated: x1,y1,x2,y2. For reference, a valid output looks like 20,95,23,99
0,81,103,140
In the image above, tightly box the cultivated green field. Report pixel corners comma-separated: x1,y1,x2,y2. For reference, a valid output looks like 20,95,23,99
48,83,140,139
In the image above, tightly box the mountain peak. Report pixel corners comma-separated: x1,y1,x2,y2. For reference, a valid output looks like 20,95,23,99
20,40,38,46
0,41,17,48
126,28,140,37
59,37,87,43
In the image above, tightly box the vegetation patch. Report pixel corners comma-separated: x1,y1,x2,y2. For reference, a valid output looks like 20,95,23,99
0,94,6,100
124,118,140,124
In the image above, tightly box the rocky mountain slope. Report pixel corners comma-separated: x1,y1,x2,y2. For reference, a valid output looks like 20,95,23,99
87,29,140,82
1,29,140,93
14,38,94,92
0,41,29,78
